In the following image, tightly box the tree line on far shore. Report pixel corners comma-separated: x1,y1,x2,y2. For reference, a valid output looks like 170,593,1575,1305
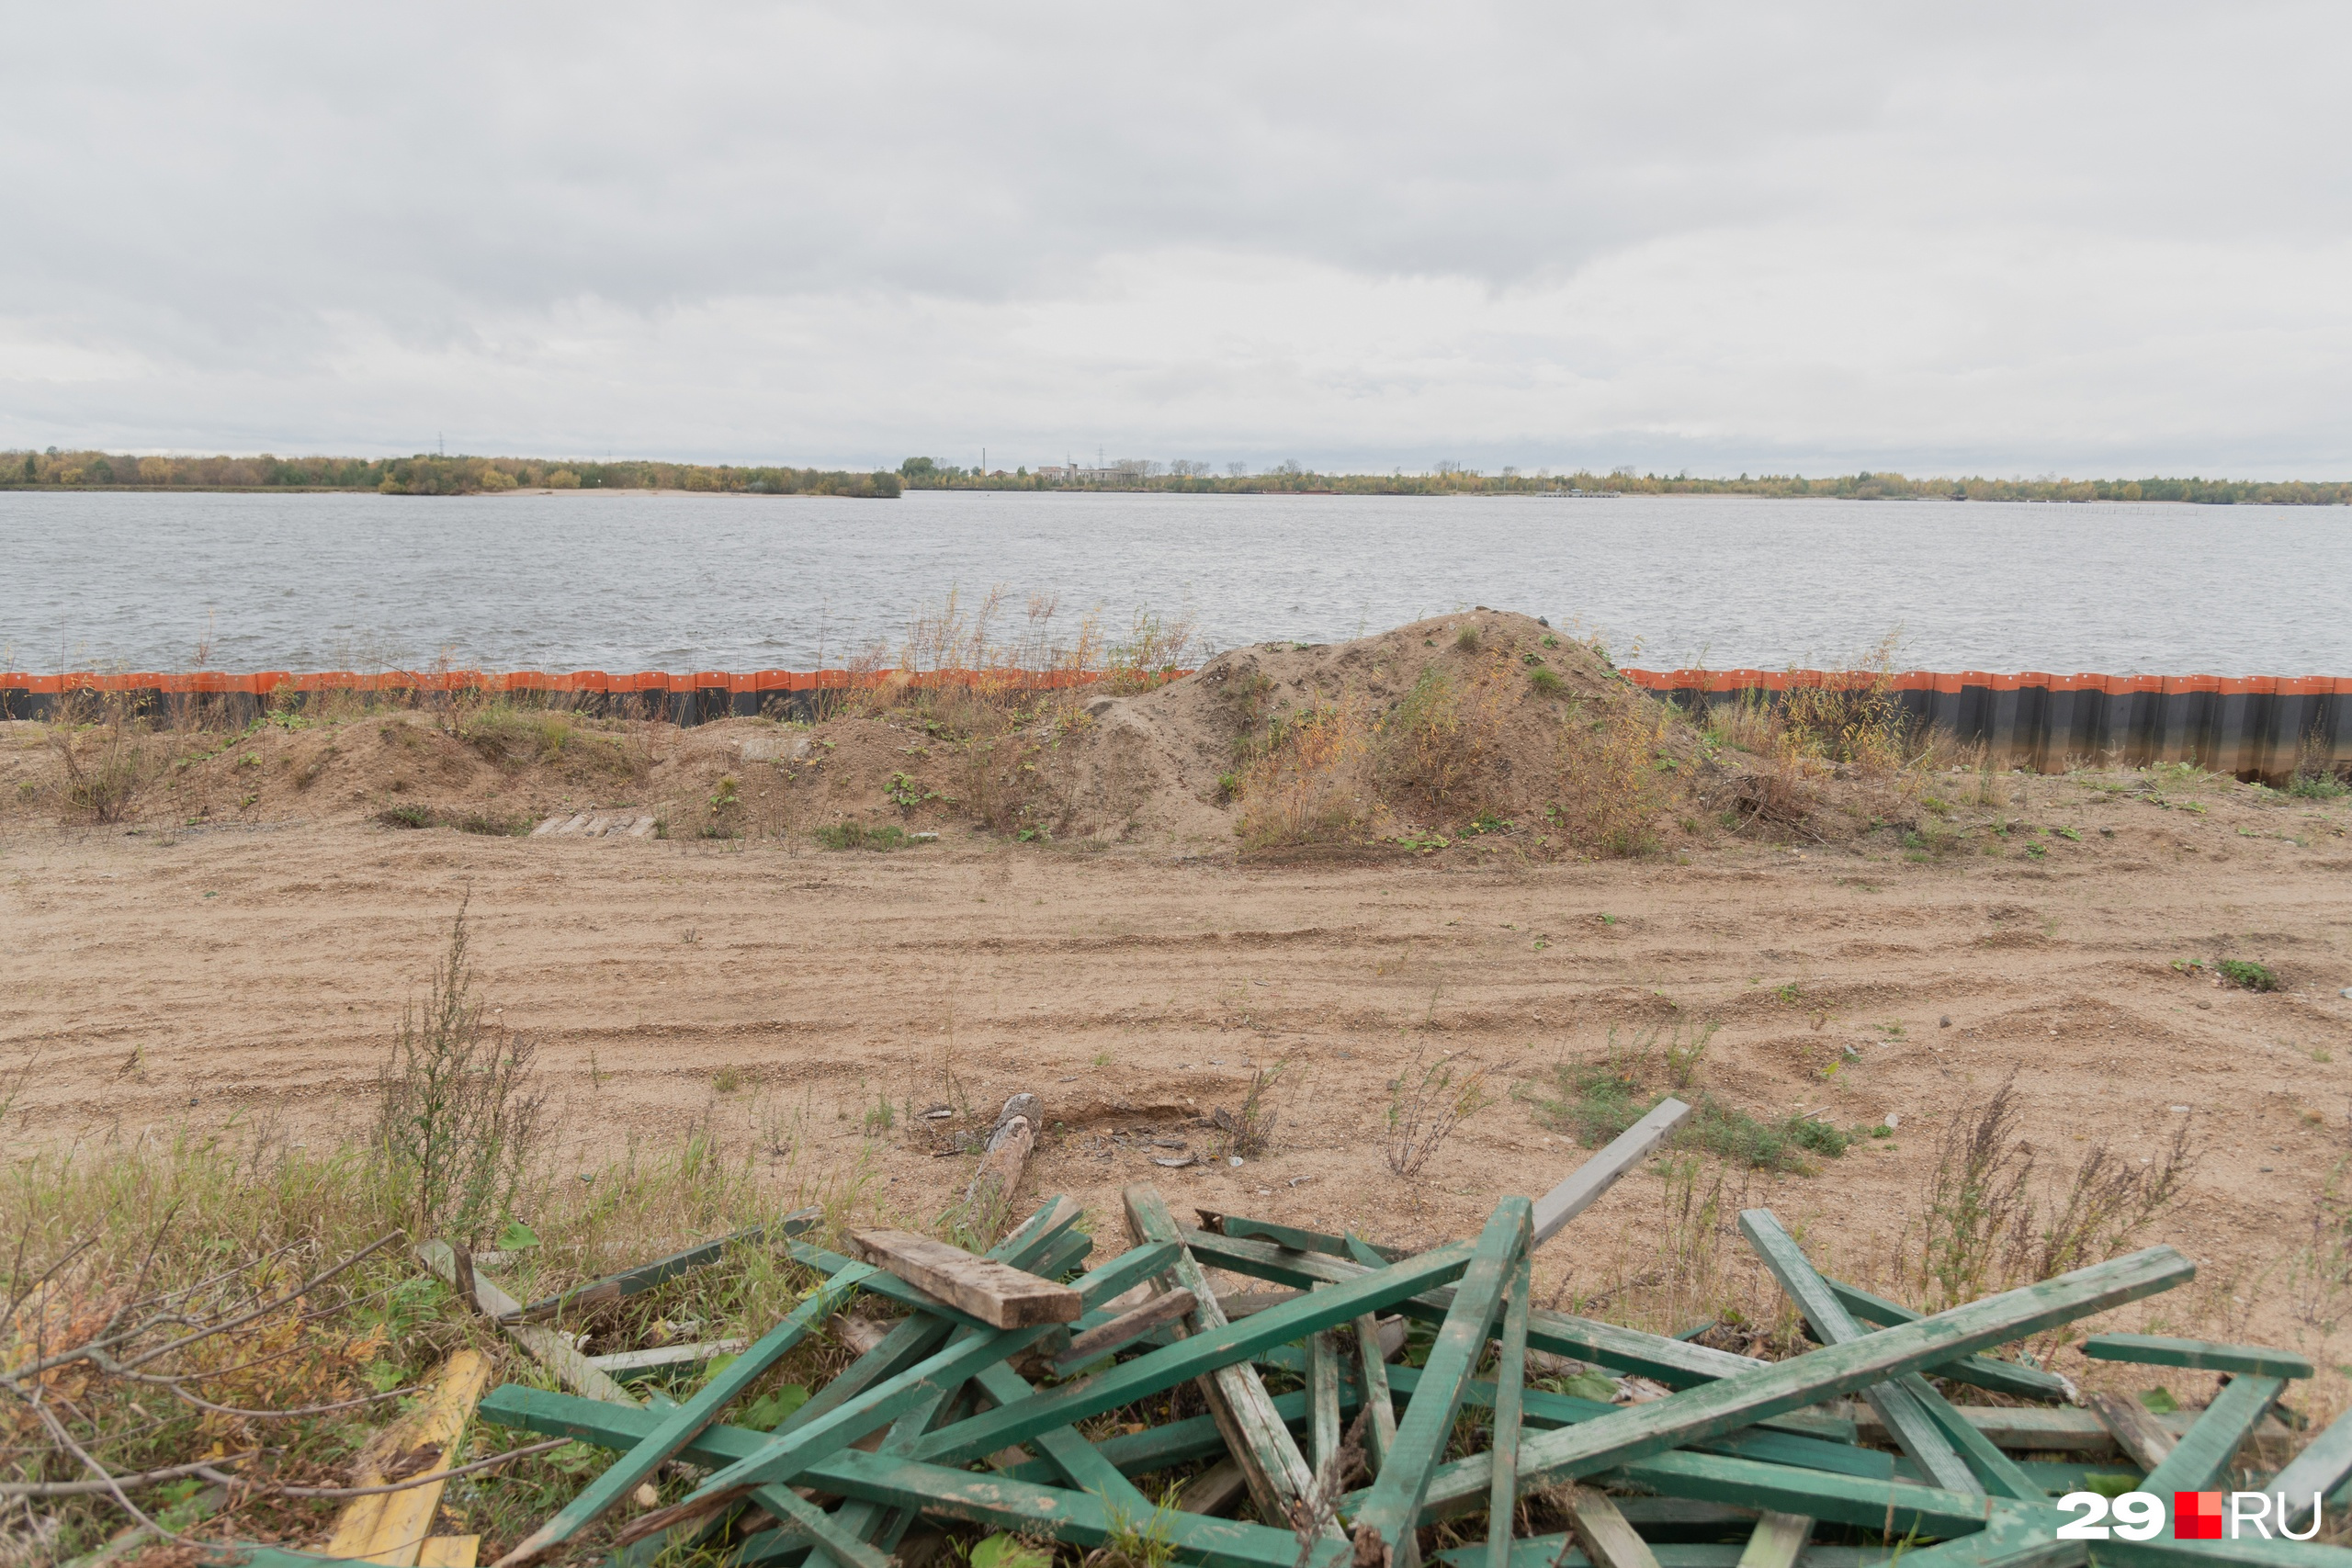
896,456,2350,505
0,449,901,498
6,446,2346,505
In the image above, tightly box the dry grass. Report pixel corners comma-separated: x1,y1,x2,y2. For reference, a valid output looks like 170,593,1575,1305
1235,694,1381,851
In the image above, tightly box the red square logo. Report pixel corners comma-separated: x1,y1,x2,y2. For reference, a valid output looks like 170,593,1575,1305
2175,1492,2224,1540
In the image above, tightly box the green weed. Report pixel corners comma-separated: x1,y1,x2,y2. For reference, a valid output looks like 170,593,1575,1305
815,821,910,851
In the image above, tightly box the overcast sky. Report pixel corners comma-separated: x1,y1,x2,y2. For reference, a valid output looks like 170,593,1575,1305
6,3,2348,477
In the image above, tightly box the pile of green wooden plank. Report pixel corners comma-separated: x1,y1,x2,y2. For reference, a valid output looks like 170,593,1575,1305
410,1168,2352,1568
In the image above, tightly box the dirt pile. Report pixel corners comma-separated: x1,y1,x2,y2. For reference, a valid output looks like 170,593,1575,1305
1,611,1928,859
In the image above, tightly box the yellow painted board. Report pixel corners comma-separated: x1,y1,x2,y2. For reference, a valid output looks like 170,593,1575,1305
419,1538,481,1568
324,1350,492,1567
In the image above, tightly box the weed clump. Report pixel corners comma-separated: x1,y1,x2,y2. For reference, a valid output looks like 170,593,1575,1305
1386,1050,1491,1176
2218,958,2278,992
378,802,434,829
815,821,910,851
1528,1024,1847,1174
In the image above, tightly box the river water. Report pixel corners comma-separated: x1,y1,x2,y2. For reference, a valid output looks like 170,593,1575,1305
3,489,2345,676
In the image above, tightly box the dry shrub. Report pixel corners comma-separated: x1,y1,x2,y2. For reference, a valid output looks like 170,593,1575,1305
1236,695,1379,850
1912,1077,2194,1313
1376,660,1512,818
1773,632,1915,774
44,689,143,824
1385,1049,1491,1177
373,901,547,1247
1551,698,1668,855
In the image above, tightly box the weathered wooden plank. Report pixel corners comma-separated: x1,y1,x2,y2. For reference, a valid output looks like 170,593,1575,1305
1351,1198,1530,1568
417,1243,639,1409
1566,1487,1664,1568
1841,1507,2081,1568
1200,1211,1405,1262
970,1358,1154,1515
1736,1513,1812,1568
1847,1402,2218,1455
1907,1386,2050,1503
1356,1312,1401,1476
588,1337,747,1377
1050,1286,1196,1374
2276,1403,2352,1535
1377,1362,1891,1482
1182,1226,1769,1391
1179,1457,1252,1517
1488,1245,1533,1568
486,1253,873,1566
1821,1278,2073,1403
509,1221,799,1323
1125,1182,1329,1529
847,1227,1082,1328
1309,1321,1344,1476
327,1349,492,1567
752,1482,895,1568
415,1538,479,1568
1406,1244,2193,1515
680,1238,1181,1505
1738,1208,1981,1496
909,1209,1475,1472
2082,1333,2314,1382
2143,1374,2286,1493
2087,1393,2178,1473
1532,1099,1690,1247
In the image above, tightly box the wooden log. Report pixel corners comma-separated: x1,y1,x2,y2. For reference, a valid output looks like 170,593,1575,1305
964,1093,1042,1233
2081,1332,2315,1382
1737,1209,1982,1496
2086,1392,2178,1472
847,1228,1082,1329
1565,1488,1664,1568
1532,1100,1691,1247
325,1350,492,1567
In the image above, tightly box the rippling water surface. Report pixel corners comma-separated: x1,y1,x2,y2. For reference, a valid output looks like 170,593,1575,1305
3,489,2346,675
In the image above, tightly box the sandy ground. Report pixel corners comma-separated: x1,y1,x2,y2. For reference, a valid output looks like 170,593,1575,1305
6,780,2352,1399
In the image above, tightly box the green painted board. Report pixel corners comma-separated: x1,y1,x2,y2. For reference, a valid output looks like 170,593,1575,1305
1489,1244,1533,1568
2143,1374,2286,1493
1350,1199,1529,1567
1358,1311,1401,1476
2274,1403,2352,1534
2082,1334,2314,1382
1823,1277,2073,1403
1739,1208,1980,1496
1407,1244,2193,1516
509,1221,792,1322
907,1235,1476,1469
1182,1226,1767,1391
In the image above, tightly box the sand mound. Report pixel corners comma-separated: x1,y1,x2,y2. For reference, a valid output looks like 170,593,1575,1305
1,611,1740,858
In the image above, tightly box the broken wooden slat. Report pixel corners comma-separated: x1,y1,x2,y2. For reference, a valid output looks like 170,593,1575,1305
1309,1322,1343,1476
1356,1312,1401,1476
753,1483,896,1568
1847,1402,2214,1455
416,1243,639,1408
847,1227,1082,1329
1532,1099,1691,1247
1487,1244,1533,1568
971,1358,1155,1515
1177,1457,1251,1517
1737,1209,1981,1495
326,1349,492,1568
2276,1403,2352,1535
1565,1487,1664,1568
1408,1244,2193,1514
1351,1198,1530,1568
1735,1513,1811,1568
1202,1211,1408,1263
1124,1181,1330,1530
2143,1374,2287,1494
487,1257,874,1567
509,1223,788,1323
1049,1286,1196,1374
1904,1385,2049,1503
2082,1332,2315,1382
587,1338,748,1378
1820,1277,2073,1403
2086,1392,2179,1473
